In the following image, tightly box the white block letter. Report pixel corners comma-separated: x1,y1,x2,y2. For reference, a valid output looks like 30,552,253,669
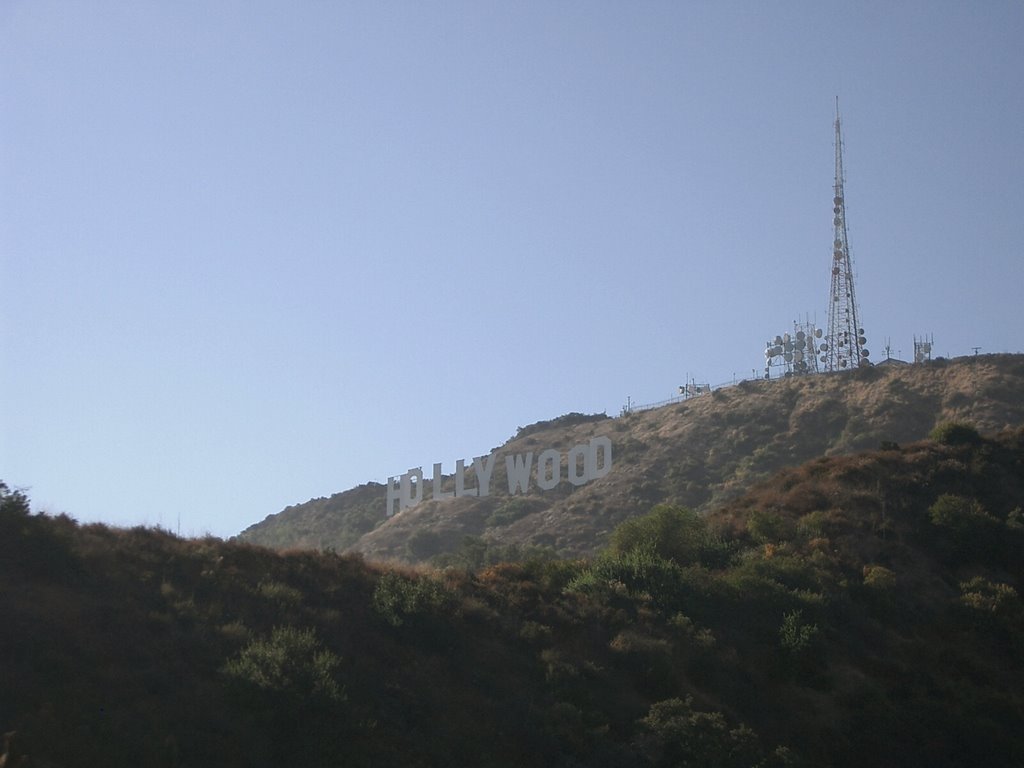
455,458,478,497
473,453,496,498
588,436,612,480
506,452,533,494
432,462,453,500
385,475,402,517
536,449,561,491
567,443,589,486
400,467,423,510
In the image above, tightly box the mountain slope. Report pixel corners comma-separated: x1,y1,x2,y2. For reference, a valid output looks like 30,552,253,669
239,354,1024,562
3,426,1023,767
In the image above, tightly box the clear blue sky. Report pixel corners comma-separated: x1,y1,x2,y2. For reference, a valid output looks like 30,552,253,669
3,2,1022,537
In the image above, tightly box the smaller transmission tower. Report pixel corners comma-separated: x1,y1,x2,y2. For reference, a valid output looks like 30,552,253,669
824,99,869,371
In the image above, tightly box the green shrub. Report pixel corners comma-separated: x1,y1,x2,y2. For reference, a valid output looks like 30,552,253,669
0,482,80,581
0,480,30,517
609,628,673,657
959,577,1019,615
609,504,730,568
223,626,344,703
668,612,716,649
635,696,765,768
567,543,683,609
747,510,795,543
372,571,453,627
569,544,728,624
256,578,303,606
779,609,818,655
796,510,829,539
1006,507,1023,530
928,494,994,532
862,565,896,590
929,421,981,446
518,620,553,644
957,577,1024,640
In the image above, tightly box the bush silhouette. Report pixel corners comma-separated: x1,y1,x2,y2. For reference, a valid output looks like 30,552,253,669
929,421,981,446
928,494,994,533
223,626,344,703
371,571,452,627
609,504,728,568
0,481,30,517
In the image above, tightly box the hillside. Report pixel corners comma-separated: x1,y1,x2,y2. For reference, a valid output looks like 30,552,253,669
239,354,1024,562
2,425,1023,767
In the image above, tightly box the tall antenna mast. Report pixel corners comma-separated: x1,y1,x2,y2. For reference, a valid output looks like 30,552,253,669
824,98,868,371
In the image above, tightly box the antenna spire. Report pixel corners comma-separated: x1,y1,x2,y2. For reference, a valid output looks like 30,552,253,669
824,99,868,371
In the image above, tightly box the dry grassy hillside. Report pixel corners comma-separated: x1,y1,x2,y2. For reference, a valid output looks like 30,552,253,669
5,425,1024,767
238,354,1024,561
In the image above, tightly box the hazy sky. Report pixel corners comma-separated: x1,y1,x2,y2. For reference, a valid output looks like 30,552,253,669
3,2,1022,537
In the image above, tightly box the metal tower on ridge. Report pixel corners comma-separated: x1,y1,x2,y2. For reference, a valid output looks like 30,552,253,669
824,99,868,371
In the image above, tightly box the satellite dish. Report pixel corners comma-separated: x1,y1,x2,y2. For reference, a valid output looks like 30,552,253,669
834,196,843,205
834,217,842,226
796,330,805,340
834,239,842,248
858,336,867,345
819,343,828,352
784,352,793,362
820,355,827,363
794,350,804,362
815,328,823,338
861,349,870,357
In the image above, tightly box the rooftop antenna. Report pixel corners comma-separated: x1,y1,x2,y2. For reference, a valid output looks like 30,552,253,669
823,98,869,371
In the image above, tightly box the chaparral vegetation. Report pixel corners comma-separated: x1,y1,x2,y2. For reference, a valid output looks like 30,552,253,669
3,420,1024,766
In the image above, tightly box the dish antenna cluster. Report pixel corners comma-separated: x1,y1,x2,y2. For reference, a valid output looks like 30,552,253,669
678,377,710,398
914,334,934,364
765,320,825,378
824,99,870,371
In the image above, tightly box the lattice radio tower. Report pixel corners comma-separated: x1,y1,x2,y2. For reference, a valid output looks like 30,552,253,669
824,99,869,371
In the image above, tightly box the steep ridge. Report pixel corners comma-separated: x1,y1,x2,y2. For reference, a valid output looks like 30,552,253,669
238,354,1024,561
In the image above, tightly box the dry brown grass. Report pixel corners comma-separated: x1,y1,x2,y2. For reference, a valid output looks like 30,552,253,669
241,354,1024,563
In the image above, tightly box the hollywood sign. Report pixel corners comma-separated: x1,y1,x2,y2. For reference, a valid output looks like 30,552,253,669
386,436,612,517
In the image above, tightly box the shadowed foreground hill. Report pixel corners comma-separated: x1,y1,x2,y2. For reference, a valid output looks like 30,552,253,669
3,426,1024,767
240,354,1024,562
